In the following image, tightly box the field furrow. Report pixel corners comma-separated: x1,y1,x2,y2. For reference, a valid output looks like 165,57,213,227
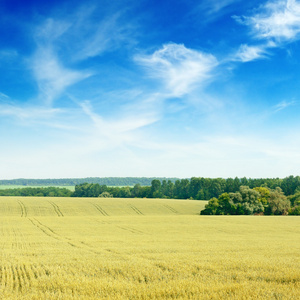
21,264,31,288
18,200,27,217
164,204,179,214
92,203,109,216
28,217,102,255
116,225,146,235
30,265,39,280
130,205,144,215
28,218,61,241
47,201,64,217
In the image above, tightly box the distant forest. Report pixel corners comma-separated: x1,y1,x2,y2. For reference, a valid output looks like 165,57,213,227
0,175,300,198
72,176,300,199
0,177,178,187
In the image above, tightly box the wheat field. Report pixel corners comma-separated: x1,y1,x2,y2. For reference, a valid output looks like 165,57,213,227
0,197,299,299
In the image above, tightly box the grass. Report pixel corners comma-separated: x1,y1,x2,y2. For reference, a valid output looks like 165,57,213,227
0,197,299,299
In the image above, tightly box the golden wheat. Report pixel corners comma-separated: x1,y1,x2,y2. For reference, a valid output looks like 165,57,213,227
0,197,299,299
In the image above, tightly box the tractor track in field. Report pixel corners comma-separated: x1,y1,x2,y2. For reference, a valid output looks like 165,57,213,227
91,203,109,216
18,200,27,217
116,225,146,235
47,201,64,217
130,205,144,215
27,218,102,255
164,205,179,214
28,218,61,242
93,218,149,235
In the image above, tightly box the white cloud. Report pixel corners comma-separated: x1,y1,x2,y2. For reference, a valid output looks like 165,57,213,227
234,44,269,62
200,0,241,16
31,47,90,105
78,99,160,150
273,99,297,112
28,8,134,105
195,0,243,24
236,0,300,42
75,13,134,60
35,18,71,44
0,92,10,99
135,43,218,97
0,102,62,120
232,1,300,63
35,8,135,62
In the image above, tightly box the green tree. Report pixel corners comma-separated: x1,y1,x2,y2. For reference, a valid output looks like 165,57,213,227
201,193,236,215
179,179,190,199
132,184,142,198
210,178,226,198
161,180,168,198
151,180,162,198
218,193,236,214
288,192,300,207
99,191,113,198
200,197,219,215
265,187,290,215
289,205,300,215
225,178,235,193
166,180,174,198
230,186,264,215
253,186,270,205
190,177,202,199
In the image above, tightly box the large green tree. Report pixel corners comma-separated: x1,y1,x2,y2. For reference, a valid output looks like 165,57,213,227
265,187,290,215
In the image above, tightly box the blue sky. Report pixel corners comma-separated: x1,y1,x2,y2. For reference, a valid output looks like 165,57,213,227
1,0,300,179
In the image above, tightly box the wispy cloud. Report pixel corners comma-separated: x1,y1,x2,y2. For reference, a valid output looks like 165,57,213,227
233,44,269,62
195,0,242,23
235,0,300,42
0,102,62,120
232,0,300,63
0,92,10,99
0,93,78,130
31,47,90,105
200,0,242,16
78,98,161,149
0,49,18,60
74,13,135,60
273,99,297,112
35,17,72,44
26,6,136,106
135,43,218,97
35,7,136,61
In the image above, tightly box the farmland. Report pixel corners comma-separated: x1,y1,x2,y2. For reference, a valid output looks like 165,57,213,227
0,197,299,299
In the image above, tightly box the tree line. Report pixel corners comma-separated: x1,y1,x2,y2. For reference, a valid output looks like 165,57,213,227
73,176,300,199
71,176,300,198
0,177,178,187
0,187,72,197
2,176,300,199
0,176,299,215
